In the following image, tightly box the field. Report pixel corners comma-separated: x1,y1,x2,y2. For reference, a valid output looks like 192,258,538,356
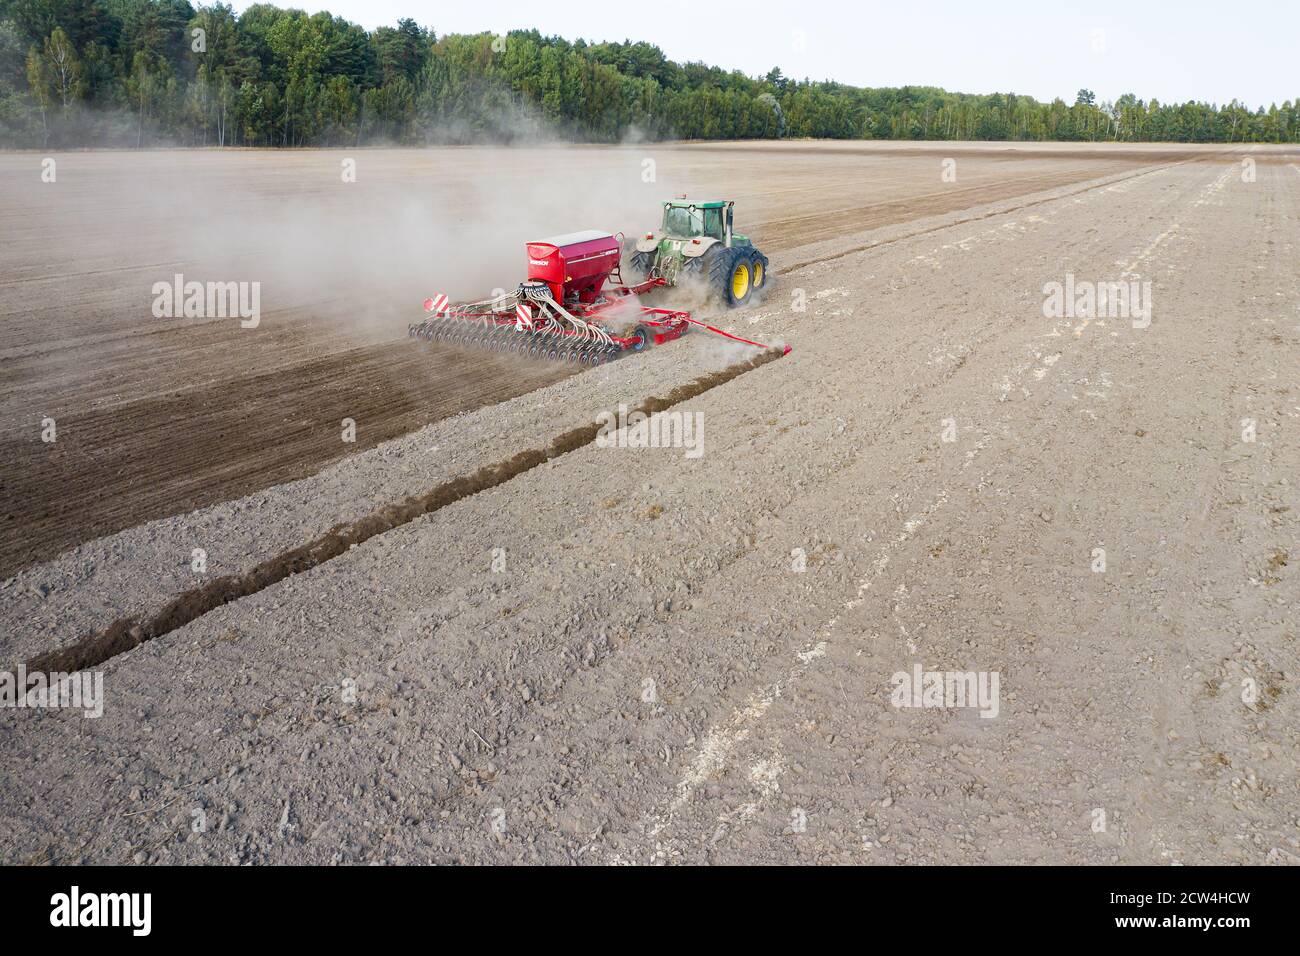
2,142,1182,575
2,141,1297,865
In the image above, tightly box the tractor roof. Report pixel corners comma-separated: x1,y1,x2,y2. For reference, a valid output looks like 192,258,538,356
663,199,729,208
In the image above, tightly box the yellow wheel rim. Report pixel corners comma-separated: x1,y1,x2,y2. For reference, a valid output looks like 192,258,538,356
753,262,764,287
732,263,750,299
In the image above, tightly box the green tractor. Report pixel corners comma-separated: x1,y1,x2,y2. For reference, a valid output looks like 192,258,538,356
627,199,769,307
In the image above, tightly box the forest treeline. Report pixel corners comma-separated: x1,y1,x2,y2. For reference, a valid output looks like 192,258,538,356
1,0,1295,148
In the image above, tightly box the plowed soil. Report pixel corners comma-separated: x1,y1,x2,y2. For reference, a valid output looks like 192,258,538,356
0,142,1201,575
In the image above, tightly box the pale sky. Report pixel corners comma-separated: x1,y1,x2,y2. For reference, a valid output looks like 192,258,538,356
230,0,1296,110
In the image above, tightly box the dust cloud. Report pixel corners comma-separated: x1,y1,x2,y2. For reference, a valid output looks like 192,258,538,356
131,144,694,345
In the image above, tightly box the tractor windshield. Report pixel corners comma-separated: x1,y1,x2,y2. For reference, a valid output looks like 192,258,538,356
664,205,704,237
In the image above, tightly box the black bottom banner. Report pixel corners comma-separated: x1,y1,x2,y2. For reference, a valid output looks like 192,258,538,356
0,864,1285,942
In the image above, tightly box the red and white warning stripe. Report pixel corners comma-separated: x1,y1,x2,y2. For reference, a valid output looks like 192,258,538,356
424,293,450,314
515,303,534,330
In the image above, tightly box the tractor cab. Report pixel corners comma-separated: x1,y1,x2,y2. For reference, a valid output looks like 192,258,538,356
662,199,733,246
631,197,767,307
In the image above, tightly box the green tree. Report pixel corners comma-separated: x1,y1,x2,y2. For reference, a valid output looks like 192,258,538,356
124,49,169,146
0,1,1293,148
43,26,82,106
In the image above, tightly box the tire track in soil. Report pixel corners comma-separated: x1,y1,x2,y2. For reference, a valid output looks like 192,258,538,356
777,159,1198,274
756,166,1133,252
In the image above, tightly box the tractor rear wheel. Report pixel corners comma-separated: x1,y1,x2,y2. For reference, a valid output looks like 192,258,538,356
750,250,769,294
727,255,752,305
688,245,754,307
714,247,752,307
628,250,655,281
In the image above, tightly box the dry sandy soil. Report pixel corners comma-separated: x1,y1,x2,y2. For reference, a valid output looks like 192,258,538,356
1,141,1297,865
